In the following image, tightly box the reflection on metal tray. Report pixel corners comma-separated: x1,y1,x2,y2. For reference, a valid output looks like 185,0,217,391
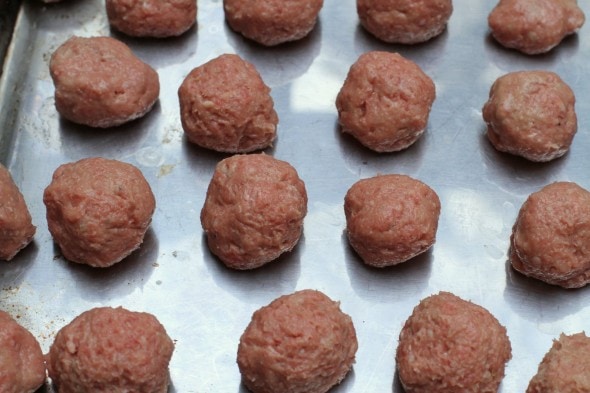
0,1,589,392
0,0,22,77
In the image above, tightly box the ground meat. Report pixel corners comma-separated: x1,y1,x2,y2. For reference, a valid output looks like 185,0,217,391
46,306,174,393
237,289,357,393
0,310,46,393
488,0,585,55
336,51,436,153
178,54,277,153
223,0,323,46
396,291,512,393
527,332,590,393
510,182,590,288
43,157,155,268
357,0,453,44
200,153,307,270
49,36,159,128
344,174,440,267
482,70,577,162
106,0,197,37
0,164,35,261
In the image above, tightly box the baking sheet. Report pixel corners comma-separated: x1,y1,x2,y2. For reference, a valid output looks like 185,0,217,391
1,0,590,392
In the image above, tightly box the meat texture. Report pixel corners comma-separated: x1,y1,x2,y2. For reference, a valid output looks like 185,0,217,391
0,310,46,393
49,36,159,128
178,54,278,153
357,0,453,44
488,0,585,55
510,181,590,288
237,289,357,393
336,51,436,152
223,0,324,46
344,174,440,267
43,157,155,268
106,0,197,37
47,306,174,393
527,332,590,393
396,291,512,393
201,153,307,269
0,163,35,260
483,70,577,162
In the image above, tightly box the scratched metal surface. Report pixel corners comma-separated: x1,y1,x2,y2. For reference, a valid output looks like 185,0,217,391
1,0,589,392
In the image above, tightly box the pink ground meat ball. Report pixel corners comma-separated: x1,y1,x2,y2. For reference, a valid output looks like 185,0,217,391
336,51,436,152
237,289,358,393
0,163,35,261
344,174,441,267
43,157,155,268
357,0,453,44
178,54,278,153
482,70,577,162
510,182,590,288
200,153,307,270
223,0,324,46
488,0,585,55
106,0,197,38
47,306,174,393
0,310,46,393
49,36,159,128
396,292,512,393
527,332,590,393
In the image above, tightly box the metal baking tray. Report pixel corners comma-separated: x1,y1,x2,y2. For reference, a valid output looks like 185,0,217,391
1,0,589,392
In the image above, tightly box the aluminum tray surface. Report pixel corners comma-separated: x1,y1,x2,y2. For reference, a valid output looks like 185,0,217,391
1,1,589,392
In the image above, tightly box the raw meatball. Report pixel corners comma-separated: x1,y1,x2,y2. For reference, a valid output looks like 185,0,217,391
47,306,174,393
510,182,590,288
200,154,307,270
0,310,46,393
482,71,577,162
223,0,323,46
527,332,590,393
49,36,159,128
336,51,436,153
178,54,277,153
43,157,155,268
344,174,440,267
106,0,197,38
396,292,512,393
357,0,453,44
0,164,35,261
488,0,585,55
237,289,357,393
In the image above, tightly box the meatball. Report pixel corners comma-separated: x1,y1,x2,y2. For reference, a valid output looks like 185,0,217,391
43,157,155,268
396,292,512,393
200,153,307,270
0,164,35,261
344,174,440,267
336,51,436,153
237,289,357,393
482,71,577,162
488,0,585,55
510,182,590,288
223,0,323,46
0,310,46,393
106,0,197,37
357,0,453,44
527,332,590,393
178,54,278,153
47,306,174,393
49,36,159,128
